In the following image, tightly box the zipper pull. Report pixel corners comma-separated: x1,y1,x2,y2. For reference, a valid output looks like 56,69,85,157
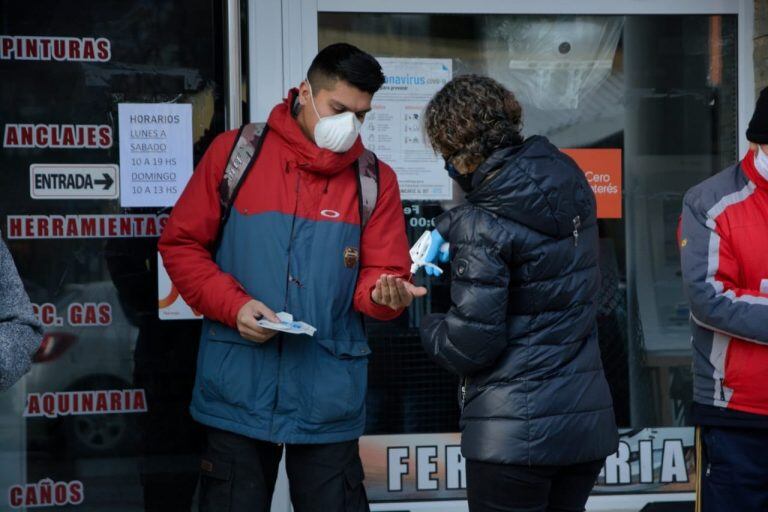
572,215,581,247
460,378,468,411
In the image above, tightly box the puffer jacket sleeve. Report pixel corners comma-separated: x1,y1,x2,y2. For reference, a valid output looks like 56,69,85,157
0,236,44,390
420,209,510,375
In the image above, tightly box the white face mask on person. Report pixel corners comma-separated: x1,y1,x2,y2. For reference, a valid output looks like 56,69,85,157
306,79,362,153
755,145,768,179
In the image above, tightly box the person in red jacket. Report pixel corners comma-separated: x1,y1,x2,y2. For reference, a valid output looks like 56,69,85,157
680,87,768,512
159,43,424,512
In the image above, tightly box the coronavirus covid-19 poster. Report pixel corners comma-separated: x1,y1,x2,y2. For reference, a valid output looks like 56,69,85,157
361,58,454,201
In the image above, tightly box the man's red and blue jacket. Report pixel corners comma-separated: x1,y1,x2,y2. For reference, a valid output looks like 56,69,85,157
158,90,411,443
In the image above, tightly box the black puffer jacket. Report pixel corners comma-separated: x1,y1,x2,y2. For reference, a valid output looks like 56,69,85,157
421,136,618,466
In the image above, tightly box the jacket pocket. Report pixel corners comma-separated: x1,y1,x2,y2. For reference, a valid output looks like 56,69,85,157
722,338,768,409
199,322,267,414
198,457,233,512
309,339,371,425
701,427,734,485
205,322,257,347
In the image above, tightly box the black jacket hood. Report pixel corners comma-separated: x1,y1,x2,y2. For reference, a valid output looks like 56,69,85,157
467,136,596,238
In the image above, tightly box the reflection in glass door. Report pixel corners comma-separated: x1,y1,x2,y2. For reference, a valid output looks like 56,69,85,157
318,10,738,432
315,11,738,505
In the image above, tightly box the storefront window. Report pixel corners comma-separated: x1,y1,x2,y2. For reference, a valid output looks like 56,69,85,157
0,5,741,509
319,11,738,433
1,1,225,508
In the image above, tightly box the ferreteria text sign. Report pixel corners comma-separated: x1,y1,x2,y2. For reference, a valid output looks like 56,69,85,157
361,428,695,502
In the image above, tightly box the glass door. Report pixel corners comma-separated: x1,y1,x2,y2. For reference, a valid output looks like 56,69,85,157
249,1,753,510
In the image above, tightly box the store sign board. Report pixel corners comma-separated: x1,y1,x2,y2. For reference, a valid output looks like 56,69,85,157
5,214,167,239
7,479,85,508
24,389,147,418
361,428,694,503
1,34,111,62
30,164,119,199
3,124,112,149
562,148,623,219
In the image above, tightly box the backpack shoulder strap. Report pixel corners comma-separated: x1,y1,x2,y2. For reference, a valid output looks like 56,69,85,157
218,123,268,226
355,148,380,230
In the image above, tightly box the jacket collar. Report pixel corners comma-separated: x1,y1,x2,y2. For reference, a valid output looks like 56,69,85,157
266,88,363,175
742,149,768,190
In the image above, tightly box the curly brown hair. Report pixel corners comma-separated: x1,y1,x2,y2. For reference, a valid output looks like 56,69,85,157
424,75,523,171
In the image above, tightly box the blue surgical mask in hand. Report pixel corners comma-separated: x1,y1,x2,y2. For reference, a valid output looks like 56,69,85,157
257,312,317,336
410,230,450,276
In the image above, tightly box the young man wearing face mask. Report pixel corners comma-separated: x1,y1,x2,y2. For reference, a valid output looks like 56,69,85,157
159,43,424,512
680,87,768,512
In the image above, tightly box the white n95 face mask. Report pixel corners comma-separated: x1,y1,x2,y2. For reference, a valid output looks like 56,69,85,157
307,80,362,153
755,145,768,180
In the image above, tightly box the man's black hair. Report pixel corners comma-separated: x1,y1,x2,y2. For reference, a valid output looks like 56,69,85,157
307,43,385,95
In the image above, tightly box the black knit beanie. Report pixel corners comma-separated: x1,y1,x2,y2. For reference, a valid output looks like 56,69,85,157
747,87,768,144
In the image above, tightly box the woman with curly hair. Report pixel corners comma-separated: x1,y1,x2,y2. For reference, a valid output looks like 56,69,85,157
419,75,618,512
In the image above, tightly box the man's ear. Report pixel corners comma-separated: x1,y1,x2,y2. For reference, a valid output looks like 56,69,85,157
298,80,311,106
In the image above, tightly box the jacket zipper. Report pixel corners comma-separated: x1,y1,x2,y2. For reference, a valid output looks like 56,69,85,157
284,166,300,311
271,335,284,440
272,165,301,439
572,215,581,247
460,377,468,412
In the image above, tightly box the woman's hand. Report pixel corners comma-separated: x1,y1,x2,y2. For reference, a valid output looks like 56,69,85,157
423,230,450,276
